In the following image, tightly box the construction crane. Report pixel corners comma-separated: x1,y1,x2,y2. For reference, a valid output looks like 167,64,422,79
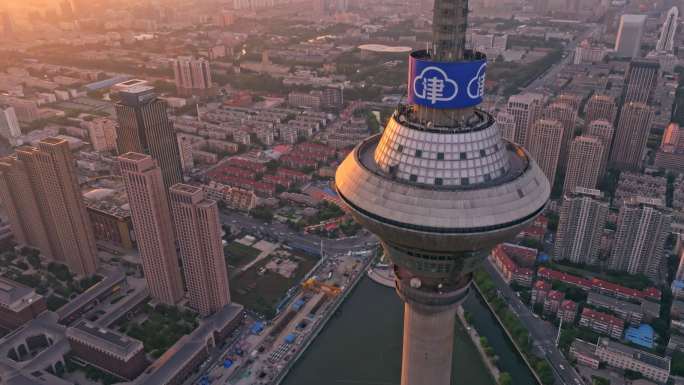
301,278,342,299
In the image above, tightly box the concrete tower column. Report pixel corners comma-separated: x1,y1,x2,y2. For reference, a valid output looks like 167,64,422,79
402,304,458,385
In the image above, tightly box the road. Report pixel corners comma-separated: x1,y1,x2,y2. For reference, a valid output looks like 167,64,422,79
482,260,582,385
218,210,380,254
522,24,604,93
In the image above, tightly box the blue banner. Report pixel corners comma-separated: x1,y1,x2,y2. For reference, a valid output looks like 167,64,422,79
408,53,487,109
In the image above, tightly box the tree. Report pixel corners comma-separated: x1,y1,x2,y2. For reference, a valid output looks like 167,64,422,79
265,159,279,171
498,372,513,385
464,310,475,325
297,135,308,143
484,347,495,356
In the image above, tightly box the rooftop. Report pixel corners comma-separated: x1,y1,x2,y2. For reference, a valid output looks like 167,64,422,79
587,292,643,314
0,277,35,306
538,268,593,288
582,308,625,328
67,320,142,358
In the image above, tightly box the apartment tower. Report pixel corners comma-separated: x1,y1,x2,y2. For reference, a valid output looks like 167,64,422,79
506,93,545,148
609,102,654,172
0,11,17,34
657,7,678,51
0,104,21,139
119,153,183,305
584,95,616,128
615,14,647,58
564,135,604,193
497,111,516,142
620,59,660,108
171,58,219,99
528,118,564,182
114,80,183,195
544,102,577,171
609,197,672,279
0,138,101,276
584,119,614,176
554,190,609,265
170,184,231,316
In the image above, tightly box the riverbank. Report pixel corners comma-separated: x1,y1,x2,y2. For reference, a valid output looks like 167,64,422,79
367,267,394,287
456,306,500,383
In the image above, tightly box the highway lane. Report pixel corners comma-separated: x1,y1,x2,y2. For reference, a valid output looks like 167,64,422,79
482,260,583,385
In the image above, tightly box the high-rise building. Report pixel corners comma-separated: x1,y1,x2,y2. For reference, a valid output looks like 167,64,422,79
86,118,117,152
0,11,17,34
334,0,550,380
544,102,576,171
314,0,327,12
118,153,184,305
338,0,348,11
657,7,678,51
609,102,654,172
554,187,609,265
556,93,582,112
535,0,549,15
114,80,183,195
584,95,616,127
506,93,545,148
528,118,564,182
604,7,617,34
609,197,672,279
170,184,231,316
323,85,344,109
122,30,135,45
564,135,604,193
26,11,41,24
7,99,39,123
45,9,59,23
616,14,647,58
584,119,615,176
0,138,101,276
497,111,516,142
620,59,659,108
177,136,194,172
164,7,177,22
60,1,75,20
0,105,21,139
171,58,219,99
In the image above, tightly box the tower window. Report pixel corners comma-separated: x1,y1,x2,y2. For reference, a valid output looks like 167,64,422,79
480,149,486,157
409,174,417,182
435,178,443,185
415,150,422,158
460,152,467,160
461,178,469,186
397,145,403,152
484,174,491,181
437,152,444,160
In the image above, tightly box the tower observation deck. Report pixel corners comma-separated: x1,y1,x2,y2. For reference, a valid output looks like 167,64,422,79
334,0,550,383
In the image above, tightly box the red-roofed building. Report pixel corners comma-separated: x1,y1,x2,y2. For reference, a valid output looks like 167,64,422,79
228,158,267,173
337,148,352,161
299,142,335,157
276,168,308,183
501,242,538,268
644,287,661,301
557,300,578,323
490,245,534,287
537,268,593,291
532,281,552,304
310,191,350,213
591,279,655,303
324,224,337,232
261,174,292,189
579,308,625,338
531,216,549,231
217,165,255,180
544,290,565,314
280,155,318,170
517,227,545,242
204,171,276,197
289,148,327,162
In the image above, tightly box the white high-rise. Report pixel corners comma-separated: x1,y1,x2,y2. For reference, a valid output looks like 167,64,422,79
656,7,678,51
0,104,21,139
554,187,609,265
616,15,647,58
497,111,516,142
505,93,545,148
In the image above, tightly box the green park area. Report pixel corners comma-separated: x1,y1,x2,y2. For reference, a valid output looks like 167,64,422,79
229,249,319,319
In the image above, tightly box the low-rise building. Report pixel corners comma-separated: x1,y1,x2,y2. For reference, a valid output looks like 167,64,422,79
228,158,267,173
276,168,308,183
579,308,625,339
299,142,335,157
217,165,256,180
531,281,552,304
586,292,656,327
301,207,319,221
500,242,537,268
490,245,534,287
0,277,47,332
591,279,660,303
280,154,318,170
672,299,684,320
66,320,147,380
530,215,548,231
595,338,670,384
569,339,600,369
667,334,684,355
202,182,258,211
279,192,321,208
557,300,578,324
543,290,564,314
318,166,337,178
261,174,292,189
537,268,593,291
204,171,276,197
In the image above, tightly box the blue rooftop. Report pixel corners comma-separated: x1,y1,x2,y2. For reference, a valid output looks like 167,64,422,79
625,324,654,349
85,76,126,90
673,281,684,291
285,334,296,343
251,322,263,333
323,188,339,197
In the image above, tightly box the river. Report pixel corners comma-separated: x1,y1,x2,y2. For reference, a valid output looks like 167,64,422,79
283,278,536,385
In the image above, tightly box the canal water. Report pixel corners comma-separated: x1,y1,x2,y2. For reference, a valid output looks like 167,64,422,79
283,278,503,385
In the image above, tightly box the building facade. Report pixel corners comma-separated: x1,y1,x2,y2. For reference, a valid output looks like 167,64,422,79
609,102,654,172
119,153,184,305
170,184,231,316
0,277,47,332
595,338,670,383
615,15,647,58
528,118,563,182
506,93,545,148
0,104,21,139
171,58,219,99
554,187,609,265
563,136,603,193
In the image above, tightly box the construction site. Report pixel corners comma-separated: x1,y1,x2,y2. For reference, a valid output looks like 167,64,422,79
201,248,372,384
